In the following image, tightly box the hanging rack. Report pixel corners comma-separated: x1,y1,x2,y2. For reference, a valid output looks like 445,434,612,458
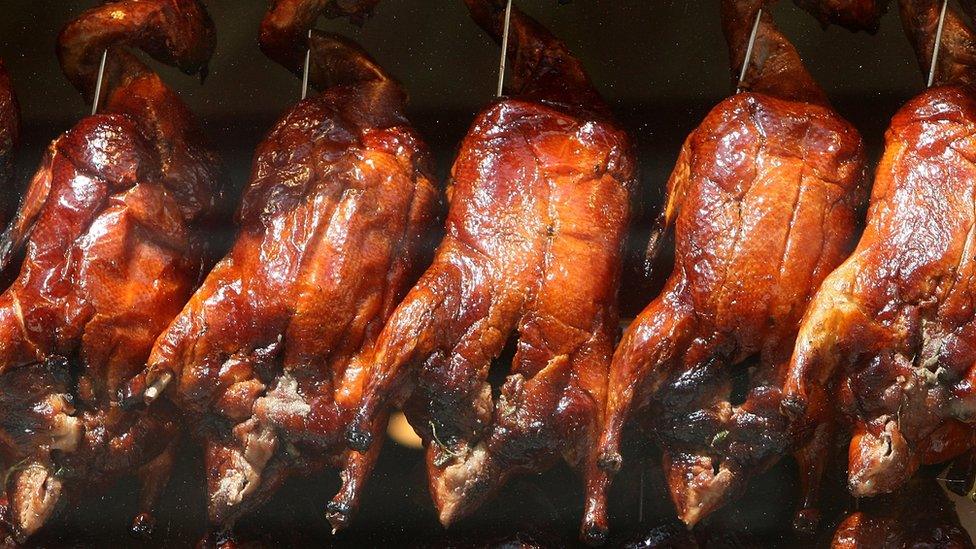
496,0,514,97
90,49,108,114
928,0,949,87
736,6,763,94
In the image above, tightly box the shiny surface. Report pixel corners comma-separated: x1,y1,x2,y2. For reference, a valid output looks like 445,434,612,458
0,0,218,543
784,0,976,511
594,0,868,534
345,0,637,545
124,0,439,542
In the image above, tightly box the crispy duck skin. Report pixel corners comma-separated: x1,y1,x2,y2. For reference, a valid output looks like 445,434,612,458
593,0,867,533
122,0,439,538
794,0,891,32
0,60,19,229
0,0,218,543
345,1,636,544
831,478,974,548
783,0,976,503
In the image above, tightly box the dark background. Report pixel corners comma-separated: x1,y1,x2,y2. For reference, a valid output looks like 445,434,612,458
0,0,952,547
0,0,926,194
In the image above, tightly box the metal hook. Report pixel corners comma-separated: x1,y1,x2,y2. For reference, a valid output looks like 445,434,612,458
302,28,313,100
736,7,763,94
928,0,949,87
91,49,108,115
496,0,513,97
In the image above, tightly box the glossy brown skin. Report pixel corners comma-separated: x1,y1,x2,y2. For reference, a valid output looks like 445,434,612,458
794,0,891,32
784,0,976,504
593,0,867,533
0,0,217,543
346,1,636,544
0,60,20,229
831,479,974,548
124,0,439,538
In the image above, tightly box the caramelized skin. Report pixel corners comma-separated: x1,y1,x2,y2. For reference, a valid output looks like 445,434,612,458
794,0,891,32
0,0,218,542
124,0,439,538
784,0,976,506
345,1,636,544
0,60,19,228
593,0,867,532
831,479,974,548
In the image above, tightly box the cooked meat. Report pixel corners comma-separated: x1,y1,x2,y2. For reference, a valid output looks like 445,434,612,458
794,0,891,32
0,59,19,229
784,0,976,504
344,0,637,544
593,0,867,533
831,478,974,548
0,0,218,543
122,0,439,541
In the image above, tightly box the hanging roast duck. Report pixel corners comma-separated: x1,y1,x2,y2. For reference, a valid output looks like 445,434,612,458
123,0,440,542
783,0,976,512
0,0,219,543
592,0,868,533
345,0,638,544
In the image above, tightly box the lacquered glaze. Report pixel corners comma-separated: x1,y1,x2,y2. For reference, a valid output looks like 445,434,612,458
123,0,440,540
784,0,976,506
0,0,218,542
592,0,868,533
345,0,637,544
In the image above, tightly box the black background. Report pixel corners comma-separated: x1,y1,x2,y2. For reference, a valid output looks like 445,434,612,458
0,1,950,547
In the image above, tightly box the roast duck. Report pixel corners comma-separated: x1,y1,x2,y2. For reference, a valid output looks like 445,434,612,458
122,0,440,541
782,0,976,515
0,0,219,543
0,59,19,230
592,0,869,533
341,0,637,544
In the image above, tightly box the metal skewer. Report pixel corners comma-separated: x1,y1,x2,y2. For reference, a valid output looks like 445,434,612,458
736,7,763,94
302,28,312,100
496,0,513,97
91,49,108,115
927,0,949,87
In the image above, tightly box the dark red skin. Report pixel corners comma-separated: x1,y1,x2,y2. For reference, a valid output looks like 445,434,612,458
346,1,637,544
0,59,20,229
0,0,218,543
124,0,440,538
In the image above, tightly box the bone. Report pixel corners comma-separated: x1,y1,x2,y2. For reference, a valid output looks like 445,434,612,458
143,371,173,404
